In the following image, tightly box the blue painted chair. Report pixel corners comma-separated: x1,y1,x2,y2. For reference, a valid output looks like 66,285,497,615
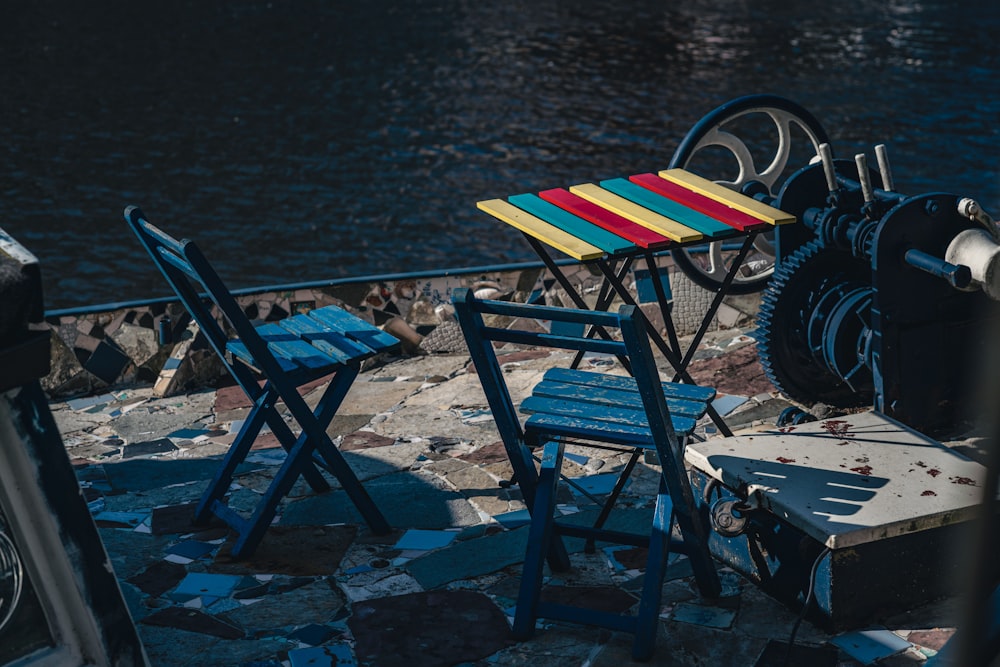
125,206,396,557
452,288,721,661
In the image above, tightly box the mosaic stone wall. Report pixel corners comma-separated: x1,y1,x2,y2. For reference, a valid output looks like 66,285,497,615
40,260,759,400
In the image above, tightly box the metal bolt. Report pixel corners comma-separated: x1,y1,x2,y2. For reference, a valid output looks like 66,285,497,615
925,200,940,216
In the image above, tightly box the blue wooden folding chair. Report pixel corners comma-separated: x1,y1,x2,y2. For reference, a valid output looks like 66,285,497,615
452,288,721,661
125,206,396,557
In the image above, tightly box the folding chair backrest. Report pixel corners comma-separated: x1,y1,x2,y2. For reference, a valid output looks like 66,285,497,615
125,205,288,390
451,288,680,477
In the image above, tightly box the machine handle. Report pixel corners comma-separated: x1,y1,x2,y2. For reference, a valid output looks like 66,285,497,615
904,249,972,288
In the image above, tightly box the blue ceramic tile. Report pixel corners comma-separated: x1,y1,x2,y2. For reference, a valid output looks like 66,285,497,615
492,509,531,529
168,427,211,440
671,602,736,629
173,572,243,599
288,644,355,666
830,628,912,664
93,510,148,527
287,623,339,646
394,529,459,551
165,540,215,560
568,473,622,496
711,394,749,416
84,339,130,384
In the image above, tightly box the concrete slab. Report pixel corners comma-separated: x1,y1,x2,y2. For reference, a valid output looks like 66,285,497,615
685,411,986,548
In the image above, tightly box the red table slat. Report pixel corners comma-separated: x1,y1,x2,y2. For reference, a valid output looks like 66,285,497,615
538,188,672,249
628,174,769,233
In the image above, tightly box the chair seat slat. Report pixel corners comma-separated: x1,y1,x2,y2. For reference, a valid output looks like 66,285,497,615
307,306,400,353
520,395,697,436
531,380,709,418
543,367,716,402
525,412,696,445
254,323,342,371
278,314,368,364
227,341,298,374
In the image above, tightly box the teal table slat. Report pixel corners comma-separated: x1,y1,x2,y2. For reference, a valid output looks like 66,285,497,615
600,178,736,238
508,193,636,255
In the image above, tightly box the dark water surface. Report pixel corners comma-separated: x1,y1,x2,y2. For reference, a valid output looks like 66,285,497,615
3,0,998,310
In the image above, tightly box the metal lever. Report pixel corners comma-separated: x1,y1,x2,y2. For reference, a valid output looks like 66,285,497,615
855,153,875,203
875,144,894,192
904,249,972,289
818,143,838,193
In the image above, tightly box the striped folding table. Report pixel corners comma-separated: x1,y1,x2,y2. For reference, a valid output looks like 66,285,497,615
477,168,795,435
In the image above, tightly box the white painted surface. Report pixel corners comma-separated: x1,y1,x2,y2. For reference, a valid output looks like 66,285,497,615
685,411,986,548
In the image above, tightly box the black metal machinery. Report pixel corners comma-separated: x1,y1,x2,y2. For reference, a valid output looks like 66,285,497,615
758,139,999,434
0,227,147,666
668,95,1000,435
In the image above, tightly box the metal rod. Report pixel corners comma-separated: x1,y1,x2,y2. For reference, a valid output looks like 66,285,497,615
819,143,838,193
855,153,875,203
875,144,895,192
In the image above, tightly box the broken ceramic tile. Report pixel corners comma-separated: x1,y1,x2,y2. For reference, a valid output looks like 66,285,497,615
94,510,149,528
830,627,913,664
172,572,243,600
340,572,423,603
604,546,635,572
121,437,179,459
67,393,117,411
492,509,531,529
212,525,357,577
753,640,838,666
393,529,459,551
165,540,215,561
150,502,202,535
288,644,355,666
286,623,340,647
126,560,188,598
566,473,622,497
167,427,212,440
711,394,749,417
671,601,737,629
141,607,244,639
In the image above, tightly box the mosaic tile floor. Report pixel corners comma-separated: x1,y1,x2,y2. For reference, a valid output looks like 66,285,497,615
53,329,964,666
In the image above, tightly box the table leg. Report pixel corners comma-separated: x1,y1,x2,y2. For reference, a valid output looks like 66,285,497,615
673,232,758,381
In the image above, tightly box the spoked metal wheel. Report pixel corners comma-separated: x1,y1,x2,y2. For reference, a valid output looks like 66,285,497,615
668,95,830,294
0,524,23,633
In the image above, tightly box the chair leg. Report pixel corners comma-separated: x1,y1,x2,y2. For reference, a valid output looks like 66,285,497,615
229,372,388,555
672,506,721,598
194,389,274,524
632,489,673,661
513,440,565,640
311,370,390,535
263,406,331,493
231,426,330,557
652,437,722,599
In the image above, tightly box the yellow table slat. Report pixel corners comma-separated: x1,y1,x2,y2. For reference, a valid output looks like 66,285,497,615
657,168,796,225
568,183,704,243
477,199,605,261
